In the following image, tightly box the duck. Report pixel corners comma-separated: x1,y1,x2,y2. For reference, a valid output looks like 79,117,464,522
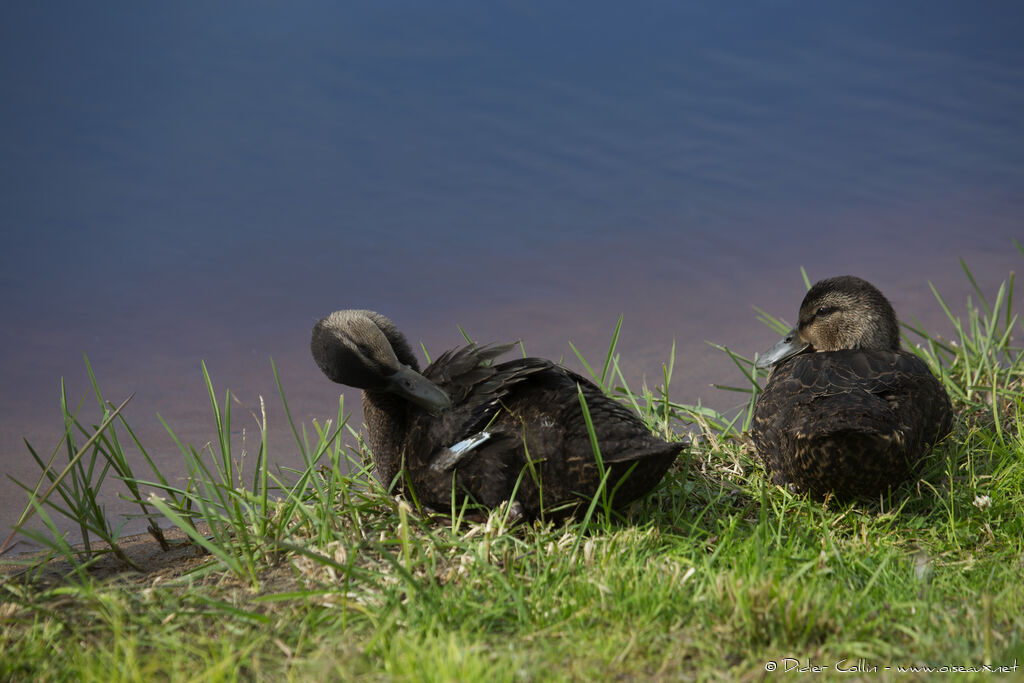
750,276,953,500
311,310,684,520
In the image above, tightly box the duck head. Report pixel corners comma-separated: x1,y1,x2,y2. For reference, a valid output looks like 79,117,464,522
756,276,900,369
311,310,452,412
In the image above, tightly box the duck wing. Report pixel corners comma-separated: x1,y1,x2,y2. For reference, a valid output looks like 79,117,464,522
760,350,951,440
401,346,555,511
424,352,677,466
556,366,682,464
752,349,952,498
421,343,550,437
406,348,681,516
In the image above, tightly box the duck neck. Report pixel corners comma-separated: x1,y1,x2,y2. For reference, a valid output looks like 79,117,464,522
361,389,409,489
359,312,421,487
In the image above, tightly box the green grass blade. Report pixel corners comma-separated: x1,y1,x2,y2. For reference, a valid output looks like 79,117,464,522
1,394,134,555
599,314,623,391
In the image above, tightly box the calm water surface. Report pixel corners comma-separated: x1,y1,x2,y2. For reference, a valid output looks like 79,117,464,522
2,2,1022,547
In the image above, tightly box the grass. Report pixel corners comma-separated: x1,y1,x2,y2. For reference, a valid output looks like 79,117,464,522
2,256,1024,681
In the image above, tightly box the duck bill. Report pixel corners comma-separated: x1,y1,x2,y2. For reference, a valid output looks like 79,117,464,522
755,327,810,369
386,365,452,412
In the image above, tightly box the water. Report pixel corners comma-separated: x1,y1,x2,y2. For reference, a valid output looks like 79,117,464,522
2,2,1022,549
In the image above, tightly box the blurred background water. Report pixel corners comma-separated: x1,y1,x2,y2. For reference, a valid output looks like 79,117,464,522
2,1,1022,548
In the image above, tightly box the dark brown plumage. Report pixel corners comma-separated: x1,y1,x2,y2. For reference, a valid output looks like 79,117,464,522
311,310,684,519
751,276,953,500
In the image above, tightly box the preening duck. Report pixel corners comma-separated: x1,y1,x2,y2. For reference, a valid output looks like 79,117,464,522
311,310,684,519
751,276,953,500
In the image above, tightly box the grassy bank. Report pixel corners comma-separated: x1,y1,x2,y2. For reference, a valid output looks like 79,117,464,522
2,259,1023,681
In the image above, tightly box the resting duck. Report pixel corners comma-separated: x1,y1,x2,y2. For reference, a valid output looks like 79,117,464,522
751,276,953,500
311,310,684,519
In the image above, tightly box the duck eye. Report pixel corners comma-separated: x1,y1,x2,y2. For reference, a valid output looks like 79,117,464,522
355,343,373,357
816,306,835,317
